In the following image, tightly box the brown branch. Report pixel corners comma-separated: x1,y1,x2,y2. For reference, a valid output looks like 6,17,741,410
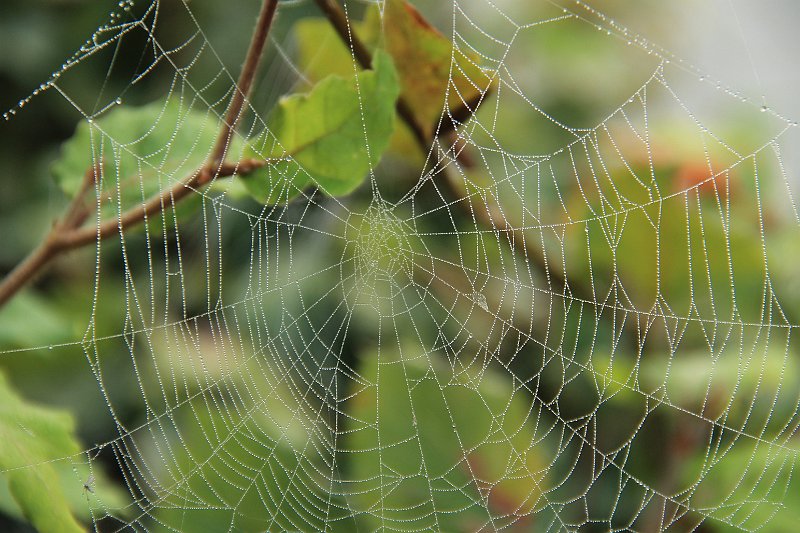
0,159,267,309
314,0,638,350
0,0,280,310
54,159,268,250
211,0,279,168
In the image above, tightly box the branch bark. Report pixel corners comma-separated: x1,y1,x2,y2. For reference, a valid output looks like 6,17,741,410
210,0,280,168
0,0,280,310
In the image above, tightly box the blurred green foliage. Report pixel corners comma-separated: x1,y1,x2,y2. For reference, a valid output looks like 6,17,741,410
0,1,798,532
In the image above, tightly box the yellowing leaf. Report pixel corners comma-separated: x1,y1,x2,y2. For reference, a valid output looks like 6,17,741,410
294,18,375,82
382,0,496,136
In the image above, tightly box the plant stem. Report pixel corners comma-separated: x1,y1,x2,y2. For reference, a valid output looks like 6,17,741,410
211,0,280,168
0,0,280,310
0,160,266,309
0,240,59,310
54,159,268,250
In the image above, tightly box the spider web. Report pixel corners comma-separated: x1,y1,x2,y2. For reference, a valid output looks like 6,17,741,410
1,0,799,531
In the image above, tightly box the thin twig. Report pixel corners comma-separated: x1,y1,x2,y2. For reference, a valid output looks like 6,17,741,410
54,159,268,250
0,159,267,309
0,0,280,310
211,0,280,168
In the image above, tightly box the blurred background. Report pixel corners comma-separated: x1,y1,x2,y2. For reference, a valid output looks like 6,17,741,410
0,1,799,531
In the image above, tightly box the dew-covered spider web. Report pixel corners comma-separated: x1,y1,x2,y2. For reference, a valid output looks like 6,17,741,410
1,0,800,531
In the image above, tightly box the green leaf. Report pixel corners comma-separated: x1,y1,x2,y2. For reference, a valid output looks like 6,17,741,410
291,2,495,163
0,292,76,349
0,371,126,532
343,347,548,530
242,50,399,204
293,18,376,82
52,99,237,226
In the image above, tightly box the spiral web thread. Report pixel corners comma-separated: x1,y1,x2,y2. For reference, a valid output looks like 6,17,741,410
1,0,799,531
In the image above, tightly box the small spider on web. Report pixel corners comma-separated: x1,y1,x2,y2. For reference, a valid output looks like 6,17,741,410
82,474,95,495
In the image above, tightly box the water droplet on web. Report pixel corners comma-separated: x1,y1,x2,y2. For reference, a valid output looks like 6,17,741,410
760,105,768,113
115,98,123,105
48,345,53,350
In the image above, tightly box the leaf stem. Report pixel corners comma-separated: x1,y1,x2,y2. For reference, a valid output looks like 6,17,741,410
0,0,280,310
